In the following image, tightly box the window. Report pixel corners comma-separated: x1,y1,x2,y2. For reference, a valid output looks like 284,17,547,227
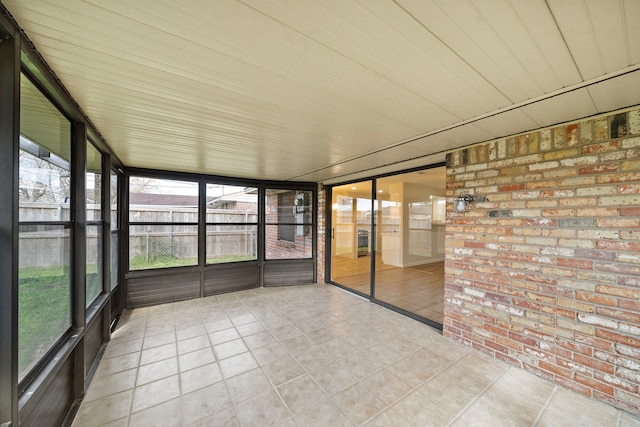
18,74,72,382
129,177,199,270
86,141,102,306
110,169,119,290
265,189,312,259
206,184,258,264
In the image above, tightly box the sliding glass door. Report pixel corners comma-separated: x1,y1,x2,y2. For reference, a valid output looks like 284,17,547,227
330,180,372,296
328,167,446,327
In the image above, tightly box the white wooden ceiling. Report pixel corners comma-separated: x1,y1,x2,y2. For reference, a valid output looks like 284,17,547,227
5,0,640,183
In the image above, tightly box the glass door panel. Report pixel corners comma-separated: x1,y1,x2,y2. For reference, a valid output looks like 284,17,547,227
374,168,446,324
330,181,372,296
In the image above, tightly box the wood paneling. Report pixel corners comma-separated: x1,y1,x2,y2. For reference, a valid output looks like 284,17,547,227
203,263,260,296
84,315,103,376
263,260,314,287
126,270,200,308
19,358,73,427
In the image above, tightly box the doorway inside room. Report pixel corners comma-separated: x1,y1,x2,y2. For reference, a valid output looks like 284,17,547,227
329,165,446,328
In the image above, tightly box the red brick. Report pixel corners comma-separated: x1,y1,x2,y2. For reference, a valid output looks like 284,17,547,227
555,337,593,356
619,183,640,194
578,164,619,174
620,207,640,216
618,299,640,312
499,183,525,191
596,307,640,324
524,363,556,382
595,263,640,276
595,329,640,348
557,258,594,269
582,141,622,154
575,374,615,396
597,172,640,183
526,180,557,190
555,377,592,397
566,124,578,146
575,291,617,307
539,360,572,378
575,333,615,352
574,249,616,261
596,285,640,299
605,217,640,229
596,241,640,252
618,276,640,288
594,371,640,394
495,352,520,366
574,353,615,374
485,340,509,354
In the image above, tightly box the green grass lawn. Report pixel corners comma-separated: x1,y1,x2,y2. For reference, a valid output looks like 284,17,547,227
129,254,255,270
18,266,71,379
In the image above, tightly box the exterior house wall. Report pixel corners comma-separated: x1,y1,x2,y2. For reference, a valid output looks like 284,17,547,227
444,107,640,417
317,184,326,282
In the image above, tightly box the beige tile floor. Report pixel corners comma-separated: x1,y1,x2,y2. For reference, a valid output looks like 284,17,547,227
72,284,640,427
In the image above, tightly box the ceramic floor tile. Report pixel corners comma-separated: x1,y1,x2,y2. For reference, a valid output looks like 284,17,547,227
179,362,223,394
294,347,333,372
309,362,358,395
131,375,181,413
84,368,137,402
71,390,133,426
205,318,234,333
178,346,216,372
139,342,177,366
417,364,491,415
332,383,387,425
218,351,259,379
236,321,266,337
209,327,240,345
225,367,272,403
390,391,455,427
136,356,179,386
128,397,184,427
235,390,292,427
73,285,638,427
93,352,140,378
536,387,620,427
177,334,210,355
182,381,234,425
294,399,354,427
387,358,441,389
103,338,143,359
213,338,248,360
142,331,176,350
176,324,207,341
261,355,306,386
277,374,327,414
362,368,413,405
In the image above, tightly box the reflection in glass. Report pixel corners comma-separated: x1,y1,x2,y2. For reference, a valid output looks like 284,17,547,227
265,189,313,260
86,142,102,221
19,73,72,382
375,168,446,323
110,169,119,290
18,225,71,381
86,225,102,306
330,181,372,296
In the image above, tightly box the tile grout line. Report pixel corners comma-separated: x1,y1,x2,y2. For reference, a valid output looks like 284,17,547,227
531,385,558,427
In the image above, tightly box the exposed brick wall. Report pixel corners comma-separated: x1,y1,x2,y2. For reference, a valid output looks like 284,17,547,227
317,184,326,282
265,190,312,259
444,107,640,418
